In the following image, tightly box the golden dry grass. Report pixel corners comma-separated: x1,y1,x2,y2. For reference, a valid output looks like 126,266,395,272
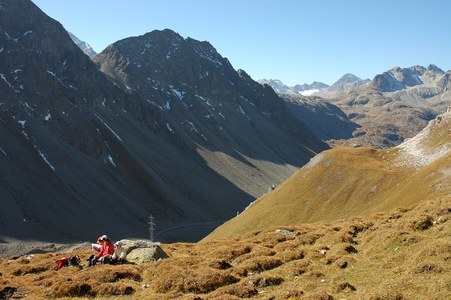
205,145,450,241
0,196,449,299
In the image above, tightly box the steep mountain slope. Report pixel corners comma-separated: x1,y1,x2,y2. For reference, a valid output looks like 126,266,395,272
281,94,359,141
206,109,450,240
0,0,187,242
92,28,328,203
0,0,327,245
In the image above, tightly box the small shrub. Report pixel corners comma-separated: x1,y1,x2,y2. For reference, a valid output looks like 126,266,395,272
337,260,348,269
0,286,17,299
214,244,252,260
210,282,258,298
208,260,232,270
334,282,356,292
298,233,324,245
247,275,284,287
369,291,404,300
150,267,239,294
12,265,49,276
233,245,276,264
339,233,356,244
305,291,333,300
281,289,304,299
409,214,434,230
277,250,305,263
96,283,135,296
307,270,325,278
88,265,142,283
413,263,443,274
240,256,282,273
344,244,358,254
49,282,95,298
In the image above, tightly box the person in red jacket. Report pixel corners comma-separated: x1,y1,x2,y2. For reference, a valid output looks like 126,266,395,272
89,234,115,267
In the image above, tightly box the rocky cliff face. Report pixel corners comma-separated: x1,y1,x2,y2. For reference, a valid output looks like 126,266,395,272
0,0,327,243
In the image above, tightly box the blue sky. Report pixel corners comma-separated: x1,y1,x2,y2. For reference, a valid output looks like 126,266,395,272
32,0,451,86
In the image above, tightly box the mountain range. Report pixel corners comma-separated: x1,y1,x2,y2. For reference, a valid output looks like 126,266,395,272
258,79,329,96
261,65,450,148
259,73,369,97
0,0,327,245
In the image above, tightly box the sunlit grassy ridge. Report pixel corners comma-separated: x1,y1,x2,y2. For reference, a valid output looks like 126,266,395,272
205,110,450,241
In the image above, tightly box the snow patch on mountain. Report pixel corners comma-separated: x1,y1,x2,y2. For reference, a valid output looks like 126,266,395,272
0,146,9,158
107,154,117,167
166,123,174,133
299,89,319,96
0,73,13,89
95,114,123,142
37,148,55,171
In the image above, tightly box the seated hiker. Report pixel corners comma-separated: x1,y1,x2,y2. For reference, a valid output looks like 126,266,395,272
111,241,127,264
88,234,114,267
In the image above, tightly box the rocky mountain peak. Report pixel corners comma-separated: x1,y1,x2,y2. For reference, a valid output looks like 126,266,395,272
368,65,448,93
318,73,369,96
68,31,97,58
426,64,444,73
335,73,361,84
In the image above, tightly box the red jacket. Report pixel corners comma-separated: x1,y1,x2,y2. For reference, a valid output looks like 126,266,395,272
96,241,114,258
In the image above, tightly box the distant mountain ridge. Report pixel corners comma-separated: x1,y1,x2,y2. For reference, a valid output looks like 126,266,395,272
369,64,446,93
260,73,368,97
68,31,97,58
261,65,450,148
328,64,450,148
258,79,329,96
261,65,449,99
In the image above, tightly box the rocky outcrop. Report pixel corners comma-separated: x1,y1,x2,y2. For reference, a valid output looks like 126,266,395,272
117,240,169,264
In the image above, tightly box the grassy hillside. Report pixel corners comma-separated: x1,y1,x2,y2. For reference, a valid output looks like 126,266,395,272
205,110,450,240
0,195,449,299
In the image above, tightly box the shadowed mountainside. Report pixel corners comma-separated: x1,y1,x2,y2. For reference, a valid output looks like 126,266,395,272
0,0,327,244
